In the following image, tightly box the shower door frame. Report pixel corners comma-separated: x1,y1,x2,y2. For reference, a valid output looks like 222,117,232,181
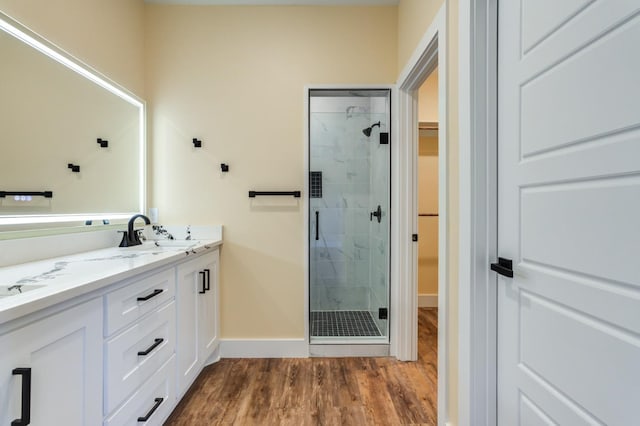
304,85,395,355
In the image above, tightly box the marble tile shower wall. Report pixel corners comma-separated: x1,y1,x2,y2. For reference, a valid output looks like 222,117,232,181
310,109,372,311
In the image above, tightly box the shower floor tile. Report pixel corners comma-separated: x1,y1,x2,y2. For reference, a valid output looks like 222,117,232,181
311,310,381,337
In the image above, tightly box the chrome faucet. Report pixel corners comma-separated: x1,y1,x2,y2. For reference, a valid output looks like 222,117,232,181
119,214,151,247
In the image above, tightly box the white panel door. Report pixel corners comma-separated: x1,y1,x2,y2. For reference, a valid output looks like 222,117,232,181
497,1,640,424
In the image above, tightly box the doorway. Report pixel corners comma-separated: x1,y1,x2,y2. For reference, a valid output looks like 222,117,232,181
417,68,439,311
394,3,448,421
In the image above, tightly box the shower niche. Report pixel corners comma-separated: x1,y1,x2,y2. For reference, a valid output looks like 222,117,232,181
308,89,391,346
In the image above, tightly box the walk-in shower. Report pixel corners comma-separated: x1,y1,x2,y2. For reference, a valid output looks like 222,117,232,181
308,89,391,346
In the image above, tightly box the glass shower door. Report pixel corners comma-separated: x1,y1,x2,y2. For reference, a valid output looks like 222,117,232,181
309,89,391,343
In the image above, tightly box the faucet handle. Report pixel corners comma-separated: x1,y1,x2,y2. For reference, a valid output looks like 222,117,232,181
135,229,146,242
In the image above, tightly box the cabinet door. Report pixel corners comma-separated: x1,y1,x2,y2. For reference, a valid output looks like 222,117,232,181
176,250,219,397
176,255,206,396
0,298,103,426
199,249,219,363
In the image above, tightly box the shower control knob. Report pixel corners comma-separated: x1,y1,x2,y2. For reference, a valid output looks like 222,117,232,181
370,205,382,223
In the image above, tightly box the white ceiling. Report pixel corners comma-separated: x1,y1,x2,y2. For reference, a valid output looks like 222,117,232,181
144,0,399,5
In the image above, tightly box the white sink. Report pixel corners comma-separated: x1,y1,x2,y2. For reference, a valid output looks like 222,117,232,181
125,240,202,253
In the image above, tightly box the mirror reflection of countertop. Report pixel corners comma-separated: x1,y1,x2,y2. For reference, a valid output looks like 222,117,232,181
0,236,222,325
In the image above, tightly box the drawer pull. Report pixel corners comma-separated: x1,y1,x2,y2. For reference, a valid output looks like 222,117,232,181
204,268,211,291
12,368,31,426
199,271,206,294
137,338,164,356
137,289,163,302
137,397,164,422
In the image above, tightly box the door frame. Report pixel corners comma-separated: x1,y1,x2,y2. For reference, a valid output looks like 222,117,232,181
394,3,448,423
303,84,396,353
458,0,499,425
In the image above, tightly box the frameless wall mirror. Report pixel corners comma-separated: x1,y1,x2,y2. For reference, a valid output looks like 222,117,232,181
0,12,145,229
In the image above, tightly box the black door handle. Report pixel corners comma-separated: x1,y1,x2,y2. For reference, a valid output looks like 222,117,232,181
12,368,31,426
315,211,319,241
137,289,163,302
370,205,382,223
199,271,206,294
204,268,211,291
137,338,164,356
490,257,514,278
137,397,164,422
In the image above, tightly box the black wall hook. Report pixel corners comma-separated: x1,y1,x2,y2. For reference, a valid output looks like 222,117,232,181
97,138,108,148
192,138,202,148
221,163,229,172
68,163,80,172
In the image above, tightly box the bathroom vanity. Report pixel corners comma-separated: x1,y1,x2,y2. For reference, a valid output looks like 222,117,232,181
0,228,222,425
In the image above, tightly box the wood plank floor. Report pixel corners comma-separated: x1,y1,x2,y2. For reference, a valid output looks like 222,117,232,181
165,308,437,425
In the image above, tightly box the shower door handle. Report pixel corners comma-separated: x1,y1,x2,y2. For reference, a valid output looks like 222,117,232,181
315,211,319,240
370,205,382,223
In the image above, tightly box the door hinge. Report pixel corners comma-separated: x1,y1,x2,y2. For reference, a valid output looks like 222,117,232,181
380,132,389,145
379,308,388,320
412,234,418,242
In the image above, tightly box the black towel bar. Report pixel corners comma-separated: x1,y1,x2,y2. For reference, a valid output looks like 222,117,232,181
0,191,53,198
249,191,301,198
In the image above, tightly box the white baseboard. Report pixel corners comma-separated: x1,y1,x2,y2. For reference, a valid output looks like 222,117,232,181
418,293,438,307
220,338,308,358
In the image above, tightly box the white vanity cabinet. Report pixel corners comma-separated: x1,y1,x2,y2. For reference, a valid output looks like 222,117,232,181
0,298,103,426
176,249,220,397
0,236,222,426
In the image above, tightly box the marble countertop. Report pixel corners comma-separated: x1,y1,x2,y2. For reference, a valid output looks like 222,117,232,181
0,238,222,325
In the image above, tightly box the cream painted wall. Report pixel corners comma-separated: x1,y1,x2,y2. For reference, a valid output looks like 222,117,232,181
397,0,444,75
0,0,145,95
418,66,439,123
418,136,438,295
398,0,459,424
145,5,398,339
418,69,439,295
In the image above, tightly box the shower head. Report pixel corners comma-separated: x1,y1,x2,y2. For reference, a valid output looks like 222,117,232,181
362,121,381,137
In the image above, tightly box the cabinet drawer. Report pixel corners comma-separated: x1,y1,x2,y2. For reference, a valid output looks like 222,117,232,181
105,355,176,426
105,301,176,413
106,269,175,336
